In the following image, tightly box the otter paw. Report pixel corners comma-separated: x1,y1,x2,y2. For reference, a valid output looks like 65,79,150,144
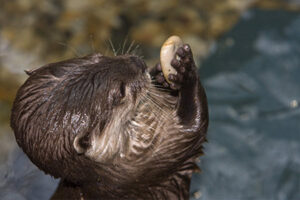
168,44,196,90
152,63,172,88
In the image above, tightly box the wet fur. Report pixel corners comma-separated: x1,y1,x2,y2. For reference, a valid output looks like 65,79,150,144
11,50,208,199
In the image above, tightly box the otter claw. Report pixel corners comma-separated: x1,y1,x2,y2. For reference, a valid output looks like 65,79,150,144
171,58,181,69
163,82,169,88
156,73,165,84
168,74,177,82
156,63,162,72
176,47,186,58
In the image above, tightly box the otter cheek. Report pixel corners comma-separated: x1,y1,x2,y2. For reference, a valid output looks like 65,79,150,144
160,35,183,83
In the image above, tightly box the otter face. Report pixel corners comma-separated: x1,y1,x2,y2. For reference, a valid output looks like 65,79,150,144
10,53,155,182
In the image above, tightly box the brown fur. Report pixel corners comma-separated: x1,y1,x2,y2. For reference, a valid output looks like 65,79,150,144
11,49,208,199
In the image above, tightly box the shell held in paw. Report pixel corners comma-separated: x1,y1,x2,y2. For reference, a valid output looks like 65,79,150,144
160,35,183,84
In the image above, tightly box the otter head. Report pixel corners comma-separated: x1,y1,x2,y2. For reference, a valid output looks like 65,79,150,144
10,53,159,184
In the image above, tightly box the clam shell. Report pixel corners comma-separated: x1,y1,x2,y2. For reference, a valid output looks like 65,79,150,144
160,35,183,83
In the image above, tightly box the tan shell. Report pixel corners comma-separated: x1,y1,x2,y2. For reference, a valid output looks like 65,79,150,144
160,35,183,83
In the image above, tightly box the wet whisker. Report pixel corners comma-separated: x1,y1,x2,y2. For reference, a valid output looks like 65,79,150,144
109,39,117,56
141,93,171,119
126,40,135,54
122,36,128,55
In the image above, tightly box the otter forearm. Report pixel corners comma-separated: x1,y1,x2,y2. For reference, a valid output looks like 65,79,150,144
178,78,208,133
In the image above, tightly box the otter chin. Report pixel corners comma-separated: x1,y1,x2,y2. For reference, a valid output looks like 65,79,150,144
10,42,208,200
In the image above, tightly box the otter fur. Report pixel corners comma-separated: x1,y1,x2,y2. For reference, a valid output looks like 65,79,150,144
10,44,208,200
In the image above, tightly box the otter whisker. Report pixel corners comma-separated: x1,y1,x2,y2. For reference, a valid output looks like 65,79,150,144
121,36,128,55
116,44,122,56
147,87,176,108
109,39,117,56
146,89,173,108
139,95,161,115
148,87,171,95
139,94,166,119
148,85,172,96
126,40,135,54
150,82,173,92
141,93,171,120
146,93,174,110
131,44,140,56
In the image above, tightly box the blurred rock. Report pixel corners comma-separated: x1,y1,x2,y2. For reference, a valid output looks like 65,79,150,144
255,0,300,11
0,67,23,163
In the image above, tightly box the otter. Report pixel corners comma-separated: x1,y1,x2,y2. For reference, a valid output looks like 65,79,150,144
10,43,208,200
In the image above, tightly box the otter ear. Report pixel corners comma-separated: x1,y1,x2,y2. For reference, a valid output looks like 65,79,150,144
73,133,91,154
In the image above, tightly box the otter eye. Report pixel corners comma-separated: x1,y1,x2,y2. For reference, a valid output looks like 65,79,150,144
120,82,126,98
